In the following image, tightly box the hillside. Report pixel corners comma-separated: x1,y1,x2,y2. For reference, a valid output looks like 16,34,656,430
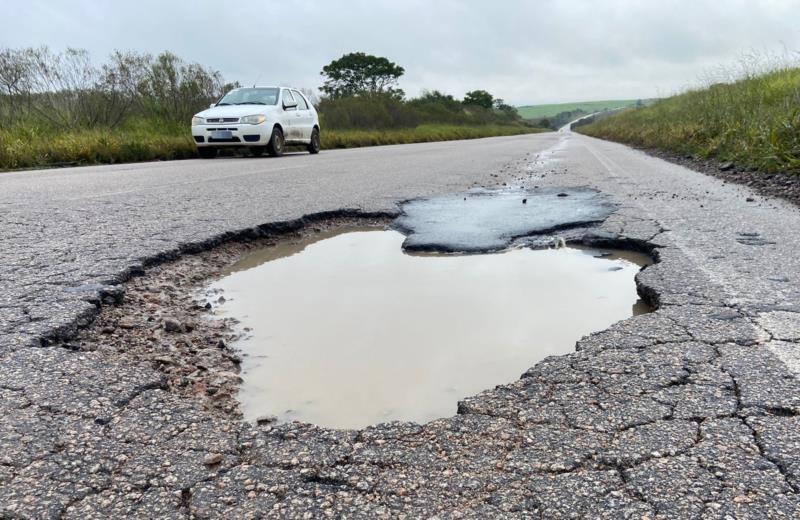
576,66,800,173
515,99,643,120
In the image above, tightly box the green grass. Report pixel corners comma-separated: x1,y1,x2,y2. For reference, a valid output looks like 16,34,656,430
322,124,544,149
0,123,545,171
0,125,197,171
576,66,800,173
515,100,643,120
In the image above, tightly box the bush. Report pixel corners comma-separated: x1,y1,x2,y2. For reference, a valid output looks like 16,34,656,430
323,124,543,149
0,46,231,130
318,94,419,129
0,46,544,170
318,90,527,130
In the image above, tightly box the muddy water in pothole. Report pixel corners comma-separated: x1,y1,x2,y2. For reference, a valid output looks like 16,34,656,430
209,228,651,429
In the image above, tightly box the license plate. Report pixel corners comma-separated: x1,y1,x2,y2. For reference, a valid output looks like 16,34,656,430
210,130,233,139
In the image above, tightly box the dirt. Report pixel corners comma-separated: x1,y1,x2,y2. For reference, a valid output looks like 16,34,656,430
69,217,390,417
642,148,800,207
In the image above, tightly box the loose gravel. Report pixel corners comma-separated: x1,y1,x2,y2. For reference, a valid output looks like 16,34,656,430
69,217,389,418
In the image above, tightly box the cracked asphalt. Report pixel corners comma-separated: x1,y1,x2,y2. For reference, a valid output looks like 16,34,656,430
2,131,800,518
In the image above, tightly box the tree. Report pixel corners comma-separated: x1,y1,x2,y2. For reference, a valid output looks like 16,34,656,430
0,46,235,128
320,52,405,99
138,51,226,122
4,46,100,128
0,47,33,97
462,90,494,109
96,50,150,127
493,97,517,115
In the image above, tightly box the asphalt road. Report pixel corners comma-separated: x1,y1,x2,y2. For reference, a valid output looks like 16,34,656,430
2,131,800,518
0,136,555,351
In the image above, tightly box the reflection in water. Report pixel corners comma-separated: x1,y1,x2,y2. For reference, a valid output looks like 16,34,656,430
209,229,651,429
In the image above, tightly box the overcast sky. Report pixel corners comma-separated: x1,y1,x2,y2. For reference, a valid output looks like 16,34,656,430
2,0,799,105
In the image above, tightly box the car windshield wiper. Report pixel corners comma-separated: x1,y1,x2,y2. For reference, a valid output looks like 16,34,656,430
216,102,231,106
235,102,267,105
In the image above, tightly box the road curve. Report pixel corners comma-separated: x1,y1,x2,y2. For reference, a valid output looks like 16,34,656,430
2,132,800,517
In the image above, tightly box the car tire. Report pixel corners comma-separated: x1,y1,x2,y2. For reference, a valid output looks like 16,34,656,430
250,146,266,157
307,128,321,154
198,147,217,159
266,127,285,157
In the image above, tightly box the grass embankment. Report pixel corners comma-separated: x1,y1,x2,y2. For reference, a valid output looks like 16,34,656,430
0,126,197,170
516,100,641,120
0,123,543,170
577,67,800,173
323,124,543,148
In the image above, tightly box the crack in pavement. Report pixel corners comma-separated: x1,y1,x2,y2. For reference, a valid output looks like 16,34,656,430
3,133,800,517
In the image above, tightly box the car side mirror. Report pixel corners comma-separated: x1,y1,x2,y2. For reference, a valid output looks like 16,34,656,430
209,103,216,108
283,100,298,110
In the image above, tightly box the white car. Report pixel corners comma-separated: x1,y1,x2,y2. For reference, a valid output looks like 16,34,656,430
191,86,320,158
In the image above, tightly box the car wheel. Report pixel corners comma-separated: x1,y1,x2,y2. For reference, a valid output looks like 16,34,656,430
267,127,285,157
307,128,321,154
198,147,217,159
250,146,266,157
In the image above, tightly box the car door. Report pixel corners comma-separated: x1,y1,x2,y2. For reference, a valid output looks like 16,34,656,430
281,89,298,140
292,89,312,140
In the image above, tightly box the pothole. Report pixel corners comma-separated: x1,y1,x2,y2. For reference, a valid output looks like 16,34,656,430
207,225,651,429
70,187,653,430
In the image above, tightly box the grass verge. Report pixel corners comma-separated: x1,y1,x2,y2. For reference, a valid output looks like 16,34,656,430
323,124,544,149
0,123,545,171
576,66,800,174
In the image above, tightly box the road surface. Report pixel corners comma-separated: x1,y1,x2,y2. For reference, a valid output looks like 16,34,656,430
1,132,799,518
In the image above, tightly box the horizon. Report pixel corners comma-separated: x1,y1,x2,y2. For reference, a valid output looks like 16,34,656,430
2,0,799,105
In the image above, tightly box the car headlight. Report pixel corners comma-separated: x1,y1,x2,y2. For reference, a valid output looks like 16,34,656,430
241,114,267,125
191,116,205,126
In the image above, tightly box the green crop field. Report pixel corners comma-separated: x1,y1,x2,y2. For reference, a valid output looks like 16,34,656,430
515,100,643,120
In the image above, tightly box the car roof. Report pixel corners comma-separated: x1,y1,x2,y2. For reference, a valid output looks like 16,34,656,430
227,86,310,100
234,86,302,90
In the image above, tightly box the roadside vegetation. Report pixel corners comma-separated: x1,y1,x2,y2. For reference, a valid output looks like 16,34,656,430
576,57,800,173
0,48,541,170
314,53,540,147
324,124,537,148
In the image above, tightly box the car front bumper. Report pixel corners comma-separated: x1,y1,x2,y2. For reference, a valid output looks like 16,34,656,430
191,124,269,147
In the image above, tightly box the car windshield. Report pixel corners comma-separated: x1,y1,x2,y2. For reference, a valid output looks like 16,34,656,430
216,88,279,106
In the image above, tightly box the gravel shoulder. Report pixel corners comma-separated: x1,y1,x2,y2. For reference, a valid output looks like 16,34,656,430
2,133,800,518
579,137,800,208
664,152,800,207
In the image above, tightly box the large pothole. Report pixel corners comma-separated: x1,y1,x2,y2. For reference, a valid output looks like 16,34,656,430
209,227,649,429
71,187,653,430
205,188,651,429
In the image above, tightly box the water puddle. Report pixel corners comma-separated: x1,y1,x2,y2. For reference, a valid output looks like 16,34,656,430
208,227,650,429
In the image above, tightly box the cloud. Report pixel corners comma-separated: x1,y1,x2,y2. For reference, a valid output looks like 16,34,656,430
2,0,799,104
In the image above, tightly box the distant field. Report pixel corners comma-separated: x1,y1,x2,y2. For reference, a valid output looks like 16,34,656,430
515,100,642,120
